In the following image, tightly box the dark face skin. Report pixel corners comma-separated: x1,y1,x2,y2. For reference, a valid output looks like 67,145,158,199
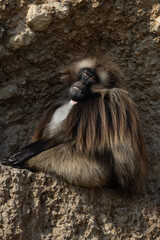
69,68,99,102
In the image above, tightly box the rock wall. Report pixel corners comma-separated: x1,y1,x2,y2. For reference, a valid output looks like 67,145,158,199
0,0,160,239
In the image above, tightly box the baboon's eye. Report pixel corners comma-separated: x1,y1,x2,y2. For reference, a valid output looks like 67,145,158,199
79,68,99,83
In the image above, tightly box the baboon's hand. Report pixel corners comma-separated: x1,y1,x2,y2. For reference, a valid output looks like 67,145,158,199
0,150,29,168
0,137,66,169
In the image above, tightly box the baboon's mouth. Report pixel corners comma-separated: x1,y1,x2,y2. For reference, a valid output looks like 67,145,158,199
73,86,82,93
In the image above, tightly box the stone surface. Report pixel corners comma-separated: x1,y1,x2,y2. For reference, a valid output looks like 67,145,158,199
0,85,18,100
0,0,160,239
26,4,53,31
152,16,160,34
8,22,35,50
52,2,70,19
26,3,69,31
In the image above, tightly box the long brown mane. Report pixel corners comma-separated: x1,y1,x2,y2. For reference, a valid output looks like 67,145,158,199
66,88,146,157
66,88,147,192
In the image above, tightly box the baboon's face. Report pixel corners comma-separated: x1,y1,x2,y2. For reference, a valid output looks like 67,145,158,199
69,68,99,102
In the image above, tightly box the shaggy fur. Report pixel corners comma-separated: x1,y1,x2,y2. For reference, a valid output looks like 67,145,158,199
28,87,147,192
3,58,147,193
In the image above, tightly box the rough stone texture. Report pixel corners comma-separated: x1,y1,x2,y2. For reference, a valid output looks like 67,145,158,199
26,3,69,32
8,21,36,49
26,4,53,31
0,0,159,239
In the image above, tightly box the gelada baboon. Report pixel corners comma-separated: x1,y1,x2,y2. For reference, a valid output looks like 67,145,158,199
1,57,147,193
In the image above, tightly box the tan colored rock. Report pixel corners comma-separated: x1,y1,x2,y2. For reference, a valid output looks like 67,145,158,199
26,2,69,31
26,4,53,31
150,3,160,36
8,22,35,49
51,2,70,19
153,16,160,34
